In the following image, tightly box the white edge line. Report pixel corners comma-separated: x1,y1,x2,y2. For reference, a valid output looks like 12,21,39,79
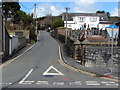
47,32,67,63
19,69,34,84
0,44,36,68
87,84,100,85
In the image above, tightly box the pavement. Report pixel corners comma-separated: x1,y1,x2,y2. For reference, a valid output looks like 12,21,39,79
53,35,120,81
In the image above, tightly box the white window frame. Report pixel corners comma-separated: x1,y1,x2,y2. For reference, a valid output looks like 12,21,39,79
79,17,85,22
68,24,71,27
90,17,97,22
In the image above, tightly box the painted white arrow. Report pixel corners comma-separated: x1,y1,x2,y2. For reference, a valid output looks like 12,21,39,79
43,65,64,76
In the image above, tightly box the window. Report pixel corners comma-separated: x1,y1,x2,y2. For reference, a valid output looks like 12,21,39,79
90,17,97,22
79,17,85,22
68,24,71,27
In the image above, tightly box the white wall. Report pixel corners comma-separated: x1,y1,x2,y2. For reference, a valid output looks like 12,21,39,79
11,36,19,54
74,16,99,30
9,36,26,55
64,21,76,30
64,16,100,30
99,24,110,30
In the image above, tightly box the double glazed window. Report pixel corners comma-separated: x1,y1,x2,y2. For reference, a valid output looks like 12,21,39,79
79,17,85,22
90,17,97,22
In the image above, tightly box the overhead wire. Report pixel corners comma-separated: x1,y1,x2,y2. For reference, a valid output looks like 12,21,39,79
19,2,34,10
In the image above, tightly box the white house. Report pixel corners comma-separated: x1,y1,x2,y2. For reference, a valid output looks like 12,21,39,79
62,13,110,30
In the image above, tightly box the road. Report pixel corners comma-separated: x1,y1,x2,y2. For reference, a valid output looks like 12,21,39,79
1,31,119,89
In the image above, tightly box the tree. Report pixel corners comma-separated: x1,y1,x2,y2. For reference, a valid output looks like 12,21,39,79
2,1,21,28
12,10,26,24
106,12,110,17
51,18,64,29
96,10,110,17
96,10,105,13
11,10,34,30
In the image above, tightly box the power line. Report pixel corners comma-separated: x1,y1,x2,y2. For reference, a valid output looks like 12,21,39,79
19,2,34,10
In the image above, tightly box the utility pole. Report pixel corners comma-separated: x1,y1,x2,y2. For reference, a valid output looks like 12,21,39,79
65,7,70,44
34,3,37,35
84,23,86,38
110,26,114,73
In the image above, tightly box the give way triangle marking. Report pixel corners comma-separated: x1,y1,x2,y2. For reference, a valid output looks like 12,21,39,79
43,65,64,76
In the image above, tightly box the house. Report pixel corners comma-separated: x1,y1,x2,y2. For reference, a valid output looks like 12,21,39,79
62,13,110,31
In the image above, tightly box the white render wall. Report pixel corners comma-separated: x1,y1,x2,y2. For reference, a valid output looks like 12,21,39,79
99,24,110,30
64,21,76,30
73,16,99,29
64,16,100,30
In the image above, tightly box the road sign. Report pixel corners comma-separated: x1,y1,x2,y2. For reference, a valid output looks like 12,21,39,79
43,65,64,76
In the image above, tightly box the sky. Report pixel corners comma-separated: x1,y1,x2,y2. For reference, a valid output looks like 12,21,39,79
19,0,120,17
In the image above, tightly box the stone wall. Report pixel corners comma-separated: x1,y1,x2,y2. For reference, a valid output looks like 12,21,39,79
84,46,120,67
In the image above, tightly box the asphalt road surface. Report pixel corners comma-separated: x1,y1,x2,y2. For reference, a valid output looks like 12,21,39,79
1,31,119,89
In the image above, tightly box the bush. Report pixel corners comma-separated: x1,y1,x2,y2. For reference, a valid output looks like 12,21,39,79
51,19,64,29
30,34,37,43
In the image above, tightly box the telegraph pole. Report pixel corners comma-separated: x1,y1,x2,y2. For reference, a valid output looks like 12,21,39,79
65,7,70,44
110,26,114,73
34,3,37,35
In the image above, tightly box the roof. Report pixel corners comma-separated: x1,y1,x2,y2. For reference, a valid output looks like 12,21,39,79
115,21,120,26
109,17,120,23
99,22,112,24
62,13,109,21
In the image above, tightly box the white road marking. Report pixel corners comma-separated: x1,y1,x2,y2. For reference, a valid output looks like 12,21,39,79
9,83,12,84
36,81,49,85
53,82,64,85
106,84,118,86
0,44,36,68
0,82,12,85
69,81,81,85
86,81,100,85
102,81,118,86
102,81,115,84
58,44,62,60
43,65,64,76
19,69,34,84
52,36,67,63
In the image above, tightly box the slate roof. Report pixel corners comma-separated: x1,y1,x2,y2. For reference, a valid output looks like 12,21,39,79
62,13,109,21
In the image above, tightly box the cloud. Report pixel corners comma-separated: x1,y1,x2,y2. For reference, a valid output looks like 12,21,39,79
111,8,118,16
73,0,97,13
31,3,64,18
75,0,96,5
